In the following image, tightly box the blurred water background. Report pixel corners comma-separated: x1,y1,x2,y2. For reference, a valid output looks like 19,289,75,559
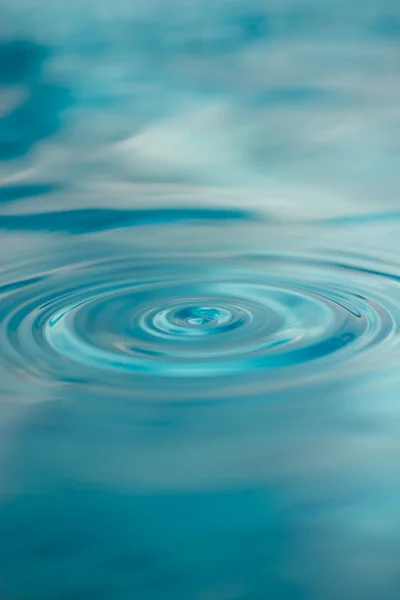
1,1,400,598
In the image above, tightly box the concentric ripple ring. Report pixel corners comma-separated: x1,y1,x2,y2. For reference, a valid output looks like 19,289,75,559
0,254,399,386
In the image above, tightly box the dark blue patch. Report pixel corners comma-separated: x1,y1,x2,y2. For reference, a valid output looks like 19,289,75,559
0,40,48,85
373,18,400,38
0,40,72,160
0,207,257,234
239,12,270,41
0,82,72,160
0,183,59,204
0,275,44,296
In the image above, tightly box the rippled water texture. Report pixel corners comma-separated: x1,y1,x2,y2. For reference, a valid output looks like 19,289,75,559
1,2,400,599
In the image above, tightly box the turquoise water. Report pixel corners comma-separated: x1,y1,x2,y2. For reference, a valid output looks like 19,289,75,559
1,2,400,598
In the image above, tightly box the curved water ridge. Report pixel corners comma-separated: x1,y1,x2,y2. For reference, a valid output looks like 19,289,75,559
1,250,399,391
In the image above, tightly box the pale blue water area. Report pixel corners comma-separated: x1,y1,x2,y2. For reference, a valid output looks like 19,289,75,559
1,1,400,598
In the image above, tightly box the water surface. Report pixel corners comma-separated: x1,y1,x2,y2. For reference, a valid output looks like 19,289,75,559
1,1,400,599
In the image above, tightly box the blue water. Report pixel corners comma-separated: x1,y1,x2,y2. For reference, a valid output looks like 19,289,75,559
1,2,400,599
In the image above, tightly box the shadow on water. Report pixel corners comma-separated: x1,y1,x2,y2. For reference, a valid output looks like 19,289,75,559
0,39,72,160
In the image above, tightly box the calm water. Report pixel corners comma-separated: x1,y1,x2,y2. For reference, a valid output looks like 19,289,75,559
1,1,400,599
